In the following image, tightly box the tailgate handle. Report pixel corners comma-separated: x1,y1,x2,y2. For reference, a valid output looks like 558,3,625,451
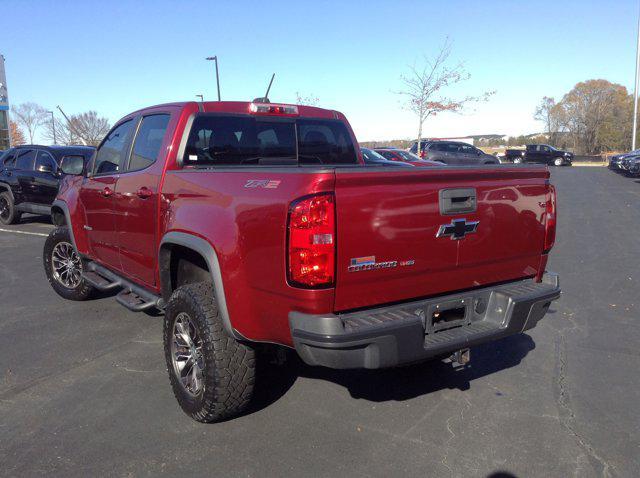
439,188,477,215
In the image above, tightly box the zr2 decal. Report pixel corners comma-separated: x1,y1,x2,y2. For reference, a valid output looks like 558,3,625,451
244,179,281,189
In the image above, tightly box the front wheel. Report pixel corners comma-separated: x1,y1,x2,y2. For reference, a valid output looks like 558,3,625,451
513,157,523,164
0,191,21,225
554,157,564,166
43,227,95,301
164,282,256,423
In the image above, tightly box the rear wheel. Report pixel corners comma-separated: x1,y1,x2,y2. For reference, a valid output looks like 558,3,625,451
513,157,523,164
164,282,256,423
43,227,94,300
0,191,21,225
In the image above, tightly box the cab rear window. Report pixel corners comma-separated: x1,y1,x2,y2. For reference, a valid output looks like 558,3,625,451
183,115,357,166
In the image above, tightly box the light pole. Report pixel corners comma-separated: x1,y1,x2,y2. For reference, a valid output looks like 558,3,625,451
205,56,221,101
47,110,56,145
633,4,640,150
196,94,204,102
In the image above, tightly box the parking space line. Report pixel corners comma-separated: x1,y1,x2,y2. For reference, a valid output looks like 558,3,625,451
0,228,48,237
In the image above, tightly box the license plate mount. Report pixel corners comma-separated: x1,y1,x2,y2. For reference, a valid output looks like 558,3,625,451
425,297,472,334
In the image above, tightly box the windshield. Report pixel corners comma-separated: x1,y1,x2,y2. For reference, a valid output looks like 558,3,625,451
184,115,358,166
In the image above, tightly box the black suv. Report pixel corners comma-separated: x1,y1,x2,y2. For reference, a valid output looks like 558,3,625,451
409,140,499,165
0,145,95,225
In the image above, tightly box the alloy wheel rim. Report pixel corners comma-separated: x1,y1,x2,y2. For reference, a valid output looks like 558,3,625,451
171,312,205,397
51,241,82,288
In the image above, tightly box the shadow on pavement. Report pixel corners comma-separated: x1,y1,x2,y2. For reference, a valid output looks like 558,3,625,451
244,333,535,415
18,214,52,225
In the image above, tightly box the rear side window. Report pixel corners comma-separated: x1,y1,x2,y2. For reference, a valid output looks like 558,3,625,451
94,120,135,175
183,115,357,166
129,114,170,171
15,149,36,170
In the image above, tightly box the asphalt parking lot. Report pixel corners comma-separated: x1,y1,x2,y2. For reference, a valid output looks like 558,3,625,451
0,167,638,477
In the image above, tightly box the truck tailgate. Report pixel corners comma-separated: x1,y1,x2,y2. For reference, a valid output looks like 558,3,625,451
333,166,550,311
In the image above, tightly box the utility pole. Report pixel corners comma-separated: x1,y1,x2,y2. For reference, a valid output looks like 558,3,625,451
47,110,56,144
634,3,640,150
205,56,221,101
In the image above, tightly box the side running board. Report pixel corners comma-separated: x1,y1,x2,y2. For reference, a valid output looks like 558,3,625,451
82,262,165,312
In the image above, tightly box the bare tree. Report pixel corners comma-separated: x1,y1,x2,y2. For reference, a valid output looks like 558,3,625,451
295,92,320,106
69,111,110,145
534,97,556,136
9,119,26,145
43,116,79,145
12,102,48,143
44,111,110,146
397,39,494,156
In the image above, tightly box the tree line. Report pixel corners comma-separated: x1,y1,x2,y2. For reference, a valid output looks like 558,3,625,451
9,102,110,147
534,79,634,154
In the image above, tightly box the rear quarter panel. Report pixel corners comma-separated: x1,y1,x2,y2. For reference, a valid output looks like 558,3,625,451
161,168,336,345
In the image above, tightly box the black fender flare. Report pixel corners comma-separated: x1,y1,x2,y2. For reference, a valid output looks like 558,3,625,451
159,231,241,340
51,200,78,250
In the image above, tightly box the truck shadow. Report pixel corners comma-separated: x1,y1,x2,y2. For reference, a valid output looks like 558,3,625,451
18,214,52,225
245,333,535,415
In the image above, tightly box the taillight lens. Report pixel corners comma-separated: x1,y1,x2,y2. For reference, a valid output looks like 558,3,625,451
288,193,335,288
543,185,557,253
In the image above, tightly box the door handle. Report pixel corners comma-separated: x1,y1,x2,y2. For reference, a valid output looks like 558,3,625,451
136,187,153,199
101,187,114,198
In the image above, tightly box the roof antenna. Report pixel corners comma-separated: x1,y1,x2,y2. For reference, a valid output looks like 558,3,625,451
253,73,275,103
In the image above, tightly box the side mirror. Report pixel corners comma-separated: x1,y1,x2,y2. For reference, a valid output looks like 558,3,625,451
60,155,85,176
37,164,54,174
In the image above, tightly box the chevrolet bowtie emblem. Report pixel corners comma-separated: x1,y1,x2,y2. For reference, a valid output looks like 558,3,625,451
436,218,479,240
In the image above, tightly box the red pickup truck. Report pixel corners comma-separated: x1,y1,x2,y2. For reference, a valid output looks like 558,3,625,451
43,100,560,422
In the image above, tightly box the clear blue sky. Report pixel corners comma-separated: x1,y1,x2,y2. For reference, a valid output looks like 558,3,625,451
2,0,639,142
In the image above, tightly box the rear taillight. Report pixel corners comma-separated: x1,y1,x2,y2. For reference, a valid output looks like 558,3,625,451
287,193,335,288
543,185,557,253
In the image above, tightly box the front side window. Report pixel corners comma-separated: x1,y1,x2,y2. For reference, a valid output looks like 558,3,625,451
15,149,36,170
183,115,357,166
35,150,56,172
129,114,170,171
93,120,135,175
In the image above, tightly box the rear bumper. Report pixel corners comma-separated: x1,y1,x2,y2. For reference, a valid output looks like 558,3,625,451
289,273,560,369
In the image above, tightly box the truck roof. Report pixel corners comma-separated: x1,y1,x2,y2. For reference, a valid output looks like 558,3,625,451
128,101,342,120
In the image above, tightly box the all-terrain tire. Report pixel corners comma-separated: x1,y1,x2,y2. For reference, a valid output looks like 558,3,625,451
43,227,94,301
163,282,256,423
0,191,21,225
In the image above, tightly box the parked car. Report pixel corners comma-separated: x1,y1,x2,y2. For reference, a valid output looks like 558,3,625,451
361,148,414,167
374,148,440,167
409,140,500,165
506,144,573,166
609,150,640,171
626,156,640,176
43,100,560,423
0,145,95,225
